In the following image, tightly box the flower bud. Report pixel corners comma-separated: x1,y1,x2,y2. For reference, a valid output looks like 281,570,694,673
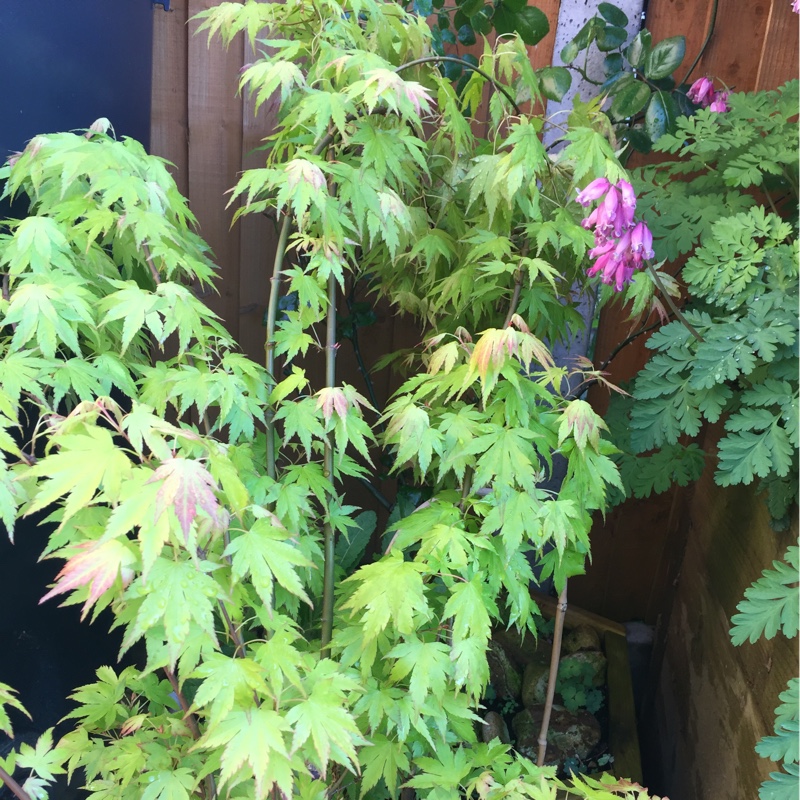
687,77,715,107
576,177,611,207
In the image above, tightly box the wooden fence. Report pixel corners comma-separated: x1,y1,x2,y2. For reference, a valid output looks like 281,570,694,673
150,0,798,621
150,7,797,795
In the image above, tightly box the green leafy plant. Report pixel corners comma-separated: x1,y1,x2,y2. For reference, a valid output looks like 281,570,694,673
730,547,799,800
556,659,603,715
0,1,678,799
604,81,798,800
609,81,799,526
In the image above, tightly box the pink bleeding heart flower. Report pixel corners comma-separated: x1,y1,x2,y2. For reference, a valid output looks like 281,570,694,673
630,221,654,262
793,0,799,13
618,180,636,211
576,177,611,206
602,186,620,222
687,76,716,107
709,91,729,113
589,239,615,260
581,207,599,230
613,230,633,262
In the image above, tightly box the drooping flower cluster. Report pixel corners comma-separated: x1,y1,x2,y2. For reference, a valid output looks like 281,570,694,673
687,76,729,113
576,178,654,291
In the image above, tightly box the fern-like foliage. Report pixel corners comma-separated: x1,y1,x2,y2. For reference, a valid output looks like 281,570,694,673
609,81,799,529
754,679,799,800
729,546,799,799
730,547,799,646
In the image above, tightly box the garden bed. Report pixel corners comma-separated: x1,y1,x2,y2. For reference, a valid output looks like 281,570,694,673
482,591,642,784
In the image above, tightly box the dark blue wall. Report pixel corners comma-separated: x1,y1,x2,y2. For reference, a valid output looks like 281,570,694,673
0,1,154,156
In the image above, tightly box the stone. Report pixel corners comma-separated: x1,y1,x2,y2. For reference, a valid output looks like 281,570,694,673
487,640,522,701
481,710,511,744
521,659,551,708
492,627,552,669
562,624,601,654
560,650,607,687
512,705,601,764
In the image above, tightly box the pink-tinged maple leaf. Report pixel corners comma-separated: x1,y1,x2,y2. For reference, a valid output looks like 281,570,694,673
285,159,326,192
148,458,222,542
470,328,519,378
316,387,350,422
40,540,135,619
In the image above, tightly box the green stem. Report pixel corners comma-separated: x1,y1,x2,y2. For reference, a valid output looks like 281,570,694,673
320,274,337,657
646,262,704,342
265,213,292,480
537,581,568,767
395,57,522,115
680,0,719,85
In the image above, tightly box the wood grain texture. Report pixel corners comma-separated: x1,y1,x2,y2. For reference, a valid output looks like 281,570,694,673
187,0,244,339
238,36,281,366
641,427,797,800
755,0,799,91
605,631,643,784
150,0,189,195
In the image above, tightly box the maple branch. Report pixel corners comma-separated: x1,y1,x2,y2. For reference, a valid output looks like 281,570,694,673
164,668,202,739
395,57,522,116
218,601,247,658
0,765,33,800
320,273,337,658
537,581,568,767
265,212,292,481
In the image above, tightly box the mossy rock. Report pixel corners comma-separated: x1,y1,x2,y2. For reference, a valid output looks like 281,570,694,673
487,640,522,701
562,624,601,654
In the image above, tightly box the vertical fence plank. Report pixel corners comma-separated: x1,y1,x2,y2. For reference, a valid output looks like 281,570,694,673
151,0,189,195
691,0,772,91
755,0,799,91
187,0,244,340
238,38,282,367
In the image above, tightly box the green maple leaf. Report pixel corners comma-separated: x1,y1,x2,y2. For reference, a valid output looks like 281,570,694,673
27,425,133,524
275,396,326,457
0,681,29,737
140,769,196,800
387,638,451,709
359,734,410,796
191,653,270,729
343,555,430,641
199,708,292,800
226,515,313,612
124,558,221,667
285,662,365,774
65,666,130,730
443,576,492,695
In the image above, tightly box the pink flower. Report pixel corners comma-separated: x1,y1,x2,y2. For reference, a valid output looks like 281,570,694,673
576,177,611,206
793,0,799,13
589,239,615,259
602,186,620,221
709,91,729,113
618,180,636,211
630,221,654,263
613,230,633,262
688,76,715,107
581,207,599,230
